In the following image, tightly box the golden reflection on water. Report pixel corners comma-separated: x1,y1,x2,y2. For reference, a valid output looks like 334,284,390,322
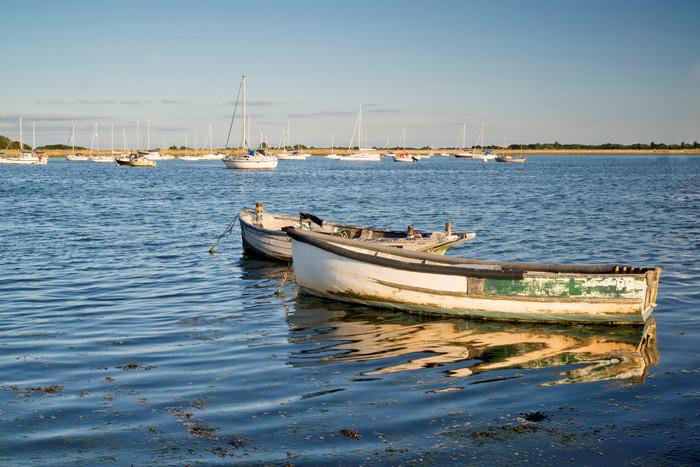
287,297,658,386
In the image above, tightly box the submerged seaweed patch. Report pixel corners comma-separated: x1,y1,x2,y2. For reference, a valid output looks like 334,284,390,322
3,384,65,394
115,361,158,370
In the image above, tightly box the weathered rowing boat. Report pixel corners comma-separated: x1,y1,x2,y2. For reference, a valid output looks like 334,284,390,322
287,228,661,325
239,202,475,261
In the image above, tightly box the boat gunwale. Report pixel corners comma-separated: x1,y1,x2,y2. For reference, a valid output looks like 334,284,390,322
286,228,655,277
238,209,474,240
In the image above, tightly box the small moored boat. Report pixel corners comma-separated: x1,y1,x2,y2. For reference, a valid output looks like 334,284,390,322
495,154,526,163
116,153,156,167
239,202,475,261
287,228,661,325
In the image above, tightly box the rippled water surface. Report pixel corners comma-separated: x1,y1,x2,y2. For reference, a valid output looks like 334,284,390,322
1,155,698,465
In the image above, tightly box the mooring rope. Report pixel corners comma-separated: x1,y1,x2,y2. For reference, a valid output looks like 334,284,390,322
275,260,292,296
209,212,240,254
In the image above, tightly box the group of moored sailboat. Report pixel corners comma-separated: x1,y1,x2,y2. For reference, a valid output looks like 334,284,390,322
0,117,48,165
4,76,525,168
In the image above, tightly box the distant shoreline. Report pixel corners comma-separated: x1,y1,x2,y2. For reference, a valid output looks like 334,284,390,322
6,148,700,158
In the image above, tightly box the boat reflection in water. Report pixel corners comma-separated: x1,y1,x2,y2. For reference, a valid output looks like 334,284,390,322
235,255,658,386
238,253,293,284
286,296,658,386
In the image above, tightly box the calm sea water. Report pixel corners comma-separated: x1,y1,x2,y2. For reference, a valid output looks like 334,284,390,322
1,155,698,465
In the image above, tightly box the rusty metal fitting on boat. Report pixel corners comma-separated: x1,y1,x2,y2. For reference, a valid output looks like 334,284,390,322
255,202,263,222
446,222,452,236
407,225,414,238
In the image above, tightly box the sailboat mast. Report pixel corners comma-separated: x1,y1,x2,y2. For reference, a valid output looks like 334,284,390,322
33,122,36,153
136,115,139,152
147,116,150,151
72,121,75,153
19,117,23,152
358,103,362,149
242,75,246,150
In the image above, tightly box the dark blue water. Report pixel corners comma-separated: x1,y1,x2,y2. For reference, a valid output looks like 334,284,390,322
1,155,698,465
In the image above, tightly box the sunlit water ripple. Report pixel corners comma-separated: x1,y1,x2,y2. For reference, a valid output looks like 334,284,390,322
1,155,698,465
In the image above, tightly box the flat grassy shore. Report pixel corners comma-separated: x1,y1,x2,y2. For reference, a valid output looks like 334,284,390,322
9,148,700,158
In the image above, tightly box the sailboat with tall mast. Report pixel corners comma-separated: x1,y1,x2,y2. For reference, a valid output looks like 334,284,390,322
222,75,278,169
325,133,340,159
277,118,307,160
141,116,164,160
455,123,478,159
392,126,418,162
117,116,156,166
65,121,88,161
178,129,200,161
339,103,381,161
455,121,490,160
200,124,224,160
89,123,114,163
0,117,48,165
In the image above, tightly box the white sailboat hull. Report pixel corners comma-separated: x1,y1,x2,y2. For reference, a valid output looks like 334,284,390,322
277,153,307,160
223,156,278,169
0,156,47,165
338,153,382,161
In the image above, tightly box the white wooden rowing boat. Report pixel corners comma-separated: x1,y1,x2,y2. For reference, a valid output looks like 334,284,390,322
287,228,661,325
239,203,475,261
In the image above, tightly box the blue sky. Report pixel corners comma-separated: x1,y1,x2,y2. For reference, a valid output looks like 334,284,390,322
1,0,698,149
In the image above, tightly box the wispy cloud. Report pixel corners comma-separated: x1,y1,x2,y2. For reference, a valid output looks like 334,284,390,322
0,112,102,124
367,108,401,114
224,100,276,107
161,99,188,104
289,110,356,118
38,99,115,105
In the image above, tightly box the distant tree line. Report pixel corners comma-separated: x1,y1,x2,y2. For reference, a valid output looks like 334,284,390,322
0,135,30,151
37,143,88,150
2,134,699,151
500,141,700,151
